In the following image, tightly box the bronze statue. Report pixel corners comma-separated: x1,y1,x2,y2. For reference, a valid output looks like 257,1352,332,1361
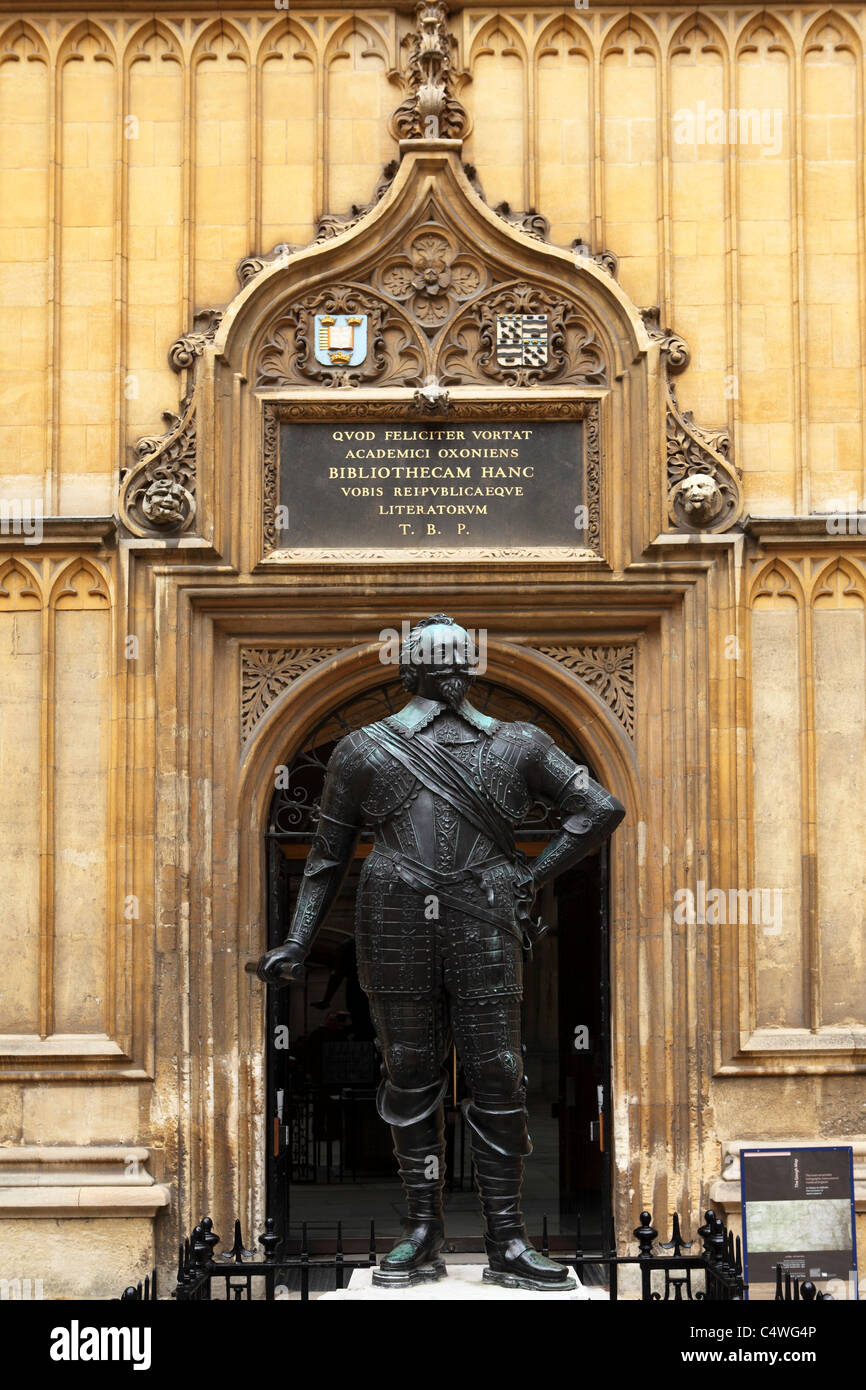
256,615,625,1291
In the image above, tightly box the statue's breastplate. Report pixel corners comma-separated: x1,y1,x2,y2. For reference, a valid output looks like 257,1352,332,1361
477,729,532,824
358,716,532,871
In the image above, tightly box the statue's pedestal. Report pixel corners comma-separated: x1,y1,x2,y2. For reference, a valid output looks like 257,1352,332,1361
318,1263,606,1301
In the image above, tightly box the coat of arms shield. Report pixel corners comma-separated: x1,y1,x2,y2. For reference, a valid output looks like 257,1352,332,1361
314,313,368,367
496,313,549,368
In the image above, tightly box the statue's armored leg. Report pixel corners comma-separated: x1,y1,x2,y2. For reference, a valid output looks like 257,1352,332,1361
452,983,576,1293
364,962,450,1287
373,1075,448,1287
465,1097,576,1292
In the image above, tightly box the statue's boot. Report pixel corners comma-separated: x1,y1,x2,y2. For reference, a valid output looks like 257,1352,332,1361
466,1099,576,1293
373,1079,448,1288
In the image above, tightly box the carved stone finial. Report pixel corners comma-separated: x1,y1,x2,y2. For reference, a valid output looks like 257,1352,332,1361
391,2,467,143
641,307,690,373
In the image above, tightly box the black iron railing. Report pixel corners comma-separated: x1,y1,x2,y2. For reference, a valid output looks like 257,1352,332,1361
119,1206,831,1302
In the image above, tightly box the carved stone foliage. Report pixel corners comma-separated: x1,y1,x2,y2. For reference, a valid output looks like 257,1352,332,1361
119,392,196,536
254,283,426,391
441,282,608,389
314,162,399,245
241,647,339,745
572,240,620,280
236,244,298,290
390,1,468,142
374,221,488,332
535,645,635,739
641,308,743,534
493,203,550,243
168,309,223,373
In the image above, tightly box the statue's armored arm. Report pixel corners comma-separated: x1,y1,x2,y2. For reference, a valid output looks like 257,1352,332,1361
526,733,625,891
256,733,367,983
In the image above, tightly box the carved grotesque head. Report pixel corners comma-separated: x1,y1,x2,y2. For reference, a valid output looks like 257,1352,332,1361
676,472,723,528
400,612,477,708
141,478,189,528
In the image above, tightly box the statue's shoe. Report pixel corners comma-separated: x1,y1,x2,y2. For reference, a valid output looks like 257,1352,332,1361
482,1237,576,1293
371,1220,447,1289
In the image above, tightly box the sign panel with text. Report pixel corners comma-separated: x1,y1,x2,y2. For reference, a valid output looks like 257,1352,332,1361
275,417,587,550
740,1146,858,1298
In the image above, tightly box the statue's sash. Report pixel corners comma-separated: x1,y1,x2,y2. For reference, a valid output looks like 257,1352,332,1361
365,718,514,863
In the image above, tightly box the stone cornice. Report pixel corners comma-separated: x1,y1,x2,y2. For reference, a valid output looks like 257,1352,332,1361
0,517,116,548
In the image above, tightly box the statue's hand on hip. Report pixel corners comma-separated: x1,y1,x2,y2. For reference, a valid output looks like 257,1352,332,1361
252,941,307,986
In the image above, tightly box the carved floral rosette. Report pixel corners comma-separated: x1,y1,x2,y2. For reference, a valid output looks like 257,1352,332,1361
373,222,488,333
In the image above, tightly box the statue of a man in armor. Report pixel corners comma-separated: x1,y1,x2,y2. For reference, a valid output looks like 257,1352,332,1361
256,615,625,1292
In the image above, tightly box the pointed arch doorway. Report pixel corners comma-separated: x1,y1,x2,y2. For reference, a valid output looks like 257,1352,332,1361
264,677,612,1255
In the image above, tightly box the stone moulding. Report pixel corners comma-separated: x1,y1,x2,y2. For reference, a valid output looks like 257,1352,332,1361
534,645,636,739
260,395,602,566
241,647,340,745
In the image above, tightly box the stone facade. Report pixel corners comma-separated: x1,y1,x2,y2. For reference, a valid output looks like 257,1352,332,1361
0,3,864,1297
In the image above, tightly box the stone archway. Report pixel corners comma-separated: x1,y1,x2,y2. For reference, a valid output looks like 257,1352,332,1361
229,635,641,1257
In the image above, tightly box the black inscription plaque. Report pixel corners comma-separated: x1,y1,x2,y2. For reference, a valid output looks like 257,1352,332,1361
276,419,586,549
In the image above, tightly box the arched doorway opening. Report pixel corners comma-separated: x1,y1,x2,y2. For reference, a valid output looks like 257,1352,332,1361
264,677,612,1256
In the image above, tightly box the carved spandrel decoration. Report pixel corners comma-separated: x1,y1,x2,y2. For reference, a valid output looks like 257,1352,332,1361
641,307,743,534
251,202,611,391
119,392,197,537
241,647,340,745
534,645,636,739
262,397,600,564
390,0,469,142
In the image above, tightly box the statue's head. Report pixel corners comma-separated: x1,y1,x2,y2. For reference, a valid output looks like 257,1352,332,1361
400,613,477,709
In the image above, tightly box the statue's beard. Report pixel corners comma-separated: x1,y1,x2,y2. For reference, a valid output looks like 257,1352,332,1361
433,674,468,709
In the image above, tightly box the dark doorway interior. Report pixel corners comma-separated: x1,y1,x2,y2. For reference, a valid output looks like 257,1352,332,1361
265,680,611,1253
